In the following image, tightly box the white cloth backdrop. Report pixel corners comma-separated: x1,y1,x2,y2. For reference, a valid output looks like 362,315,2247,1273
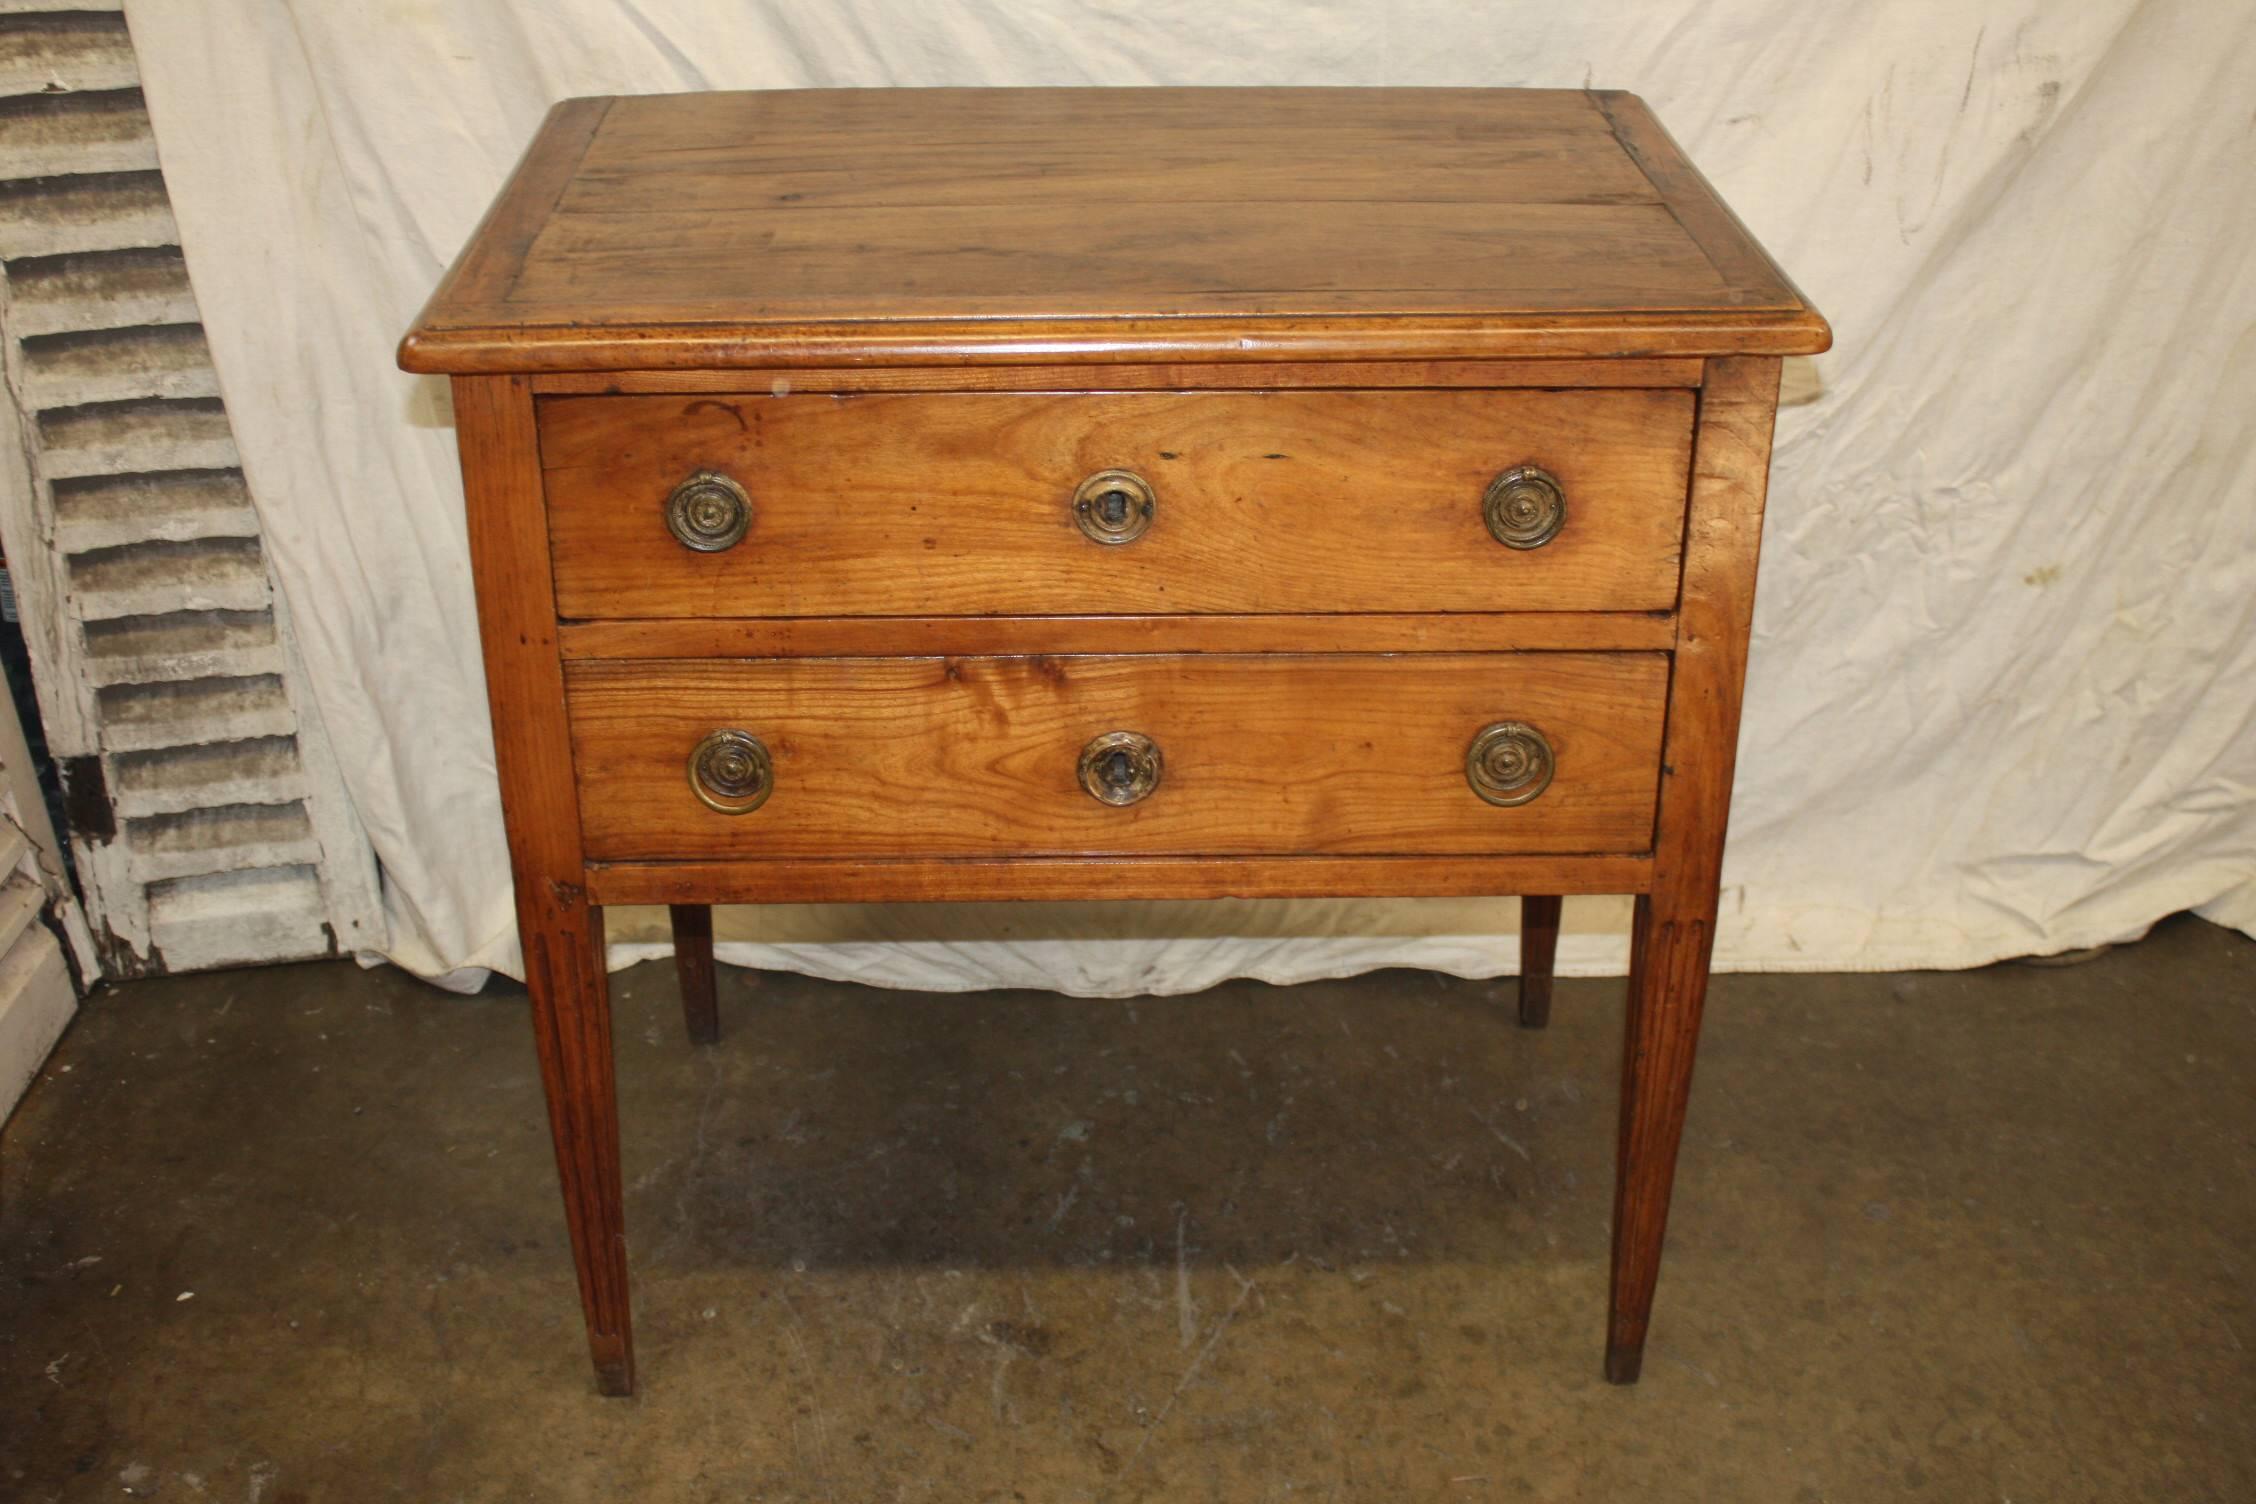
124,1,2256,993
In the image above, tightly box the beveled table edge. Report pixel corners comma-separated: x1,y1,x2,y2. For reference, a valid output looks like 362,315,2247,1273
401,313,1830,375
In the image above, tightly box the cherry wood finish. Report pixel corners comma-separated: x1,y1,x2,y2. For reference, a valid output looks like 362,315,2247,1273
1606,356,1781,1383
567,653,1668,860
399,90,1827,372
452,375,633,1396
405,87,1824,1396
540,389,1693,619
557,612,1679,660
583,853,1657,907
527,357,1705,395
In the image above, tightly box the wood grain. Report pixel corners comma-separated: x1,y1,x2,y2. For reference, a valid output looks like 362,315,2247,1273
453,374,635,1396
527,358,1707,395
566,653,1668,861
584,853,1656,907
398,88,1831,373
409,311,1831,372
422,99,611,327
510,201,1724,317
413,88,1824,1394
556,612,1679,661
1606,356,1781,1385
1594,94,1825,341
569,88,1656,211
539,389,1694,618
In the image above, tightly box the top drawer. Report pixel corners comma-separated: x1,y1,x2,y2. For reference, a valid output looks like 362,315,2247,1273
537,389,1693,619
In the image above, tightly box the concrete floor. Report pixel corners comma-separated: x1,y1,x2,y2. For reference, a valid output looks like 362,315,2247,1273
1,916,2251,1502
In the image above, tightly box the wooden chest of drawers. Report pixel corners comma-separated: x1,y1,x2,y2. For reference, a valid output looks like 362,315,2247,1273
401,86,1829,1396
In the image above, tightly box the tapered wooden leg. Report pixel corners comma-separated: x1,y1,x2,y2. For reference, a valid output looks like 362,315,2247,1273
524,891,636,1395
671,903,718,1045
456,374,637,1395
1602,356,1783,1385
1518,895,1562,1028
1605,893,1717,1383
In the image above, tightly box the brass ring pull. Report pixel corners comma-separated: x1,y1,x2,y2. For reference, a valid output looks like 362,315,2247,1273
1078,730,1162,806
1483,465,1566,549
1466,721,1554,807
665,470,753,553
687,729,773,814
1072,469,1155,545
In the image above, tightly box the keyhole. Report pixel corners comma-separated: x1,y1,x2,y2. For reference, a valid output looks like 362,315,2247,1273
1103,749,1133,788
1072,472,1154,546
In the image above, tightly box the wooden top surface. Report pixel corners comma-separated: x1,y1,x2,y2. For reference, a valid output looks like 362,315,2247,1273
400,88,1828,373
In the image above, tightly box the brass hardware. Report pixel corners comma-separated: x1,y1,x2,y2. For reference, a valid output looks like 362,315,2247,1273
687,729,773,814
1078,730,1162,806
665,470,753,552
1483,465,1566,549
1072,469,1155,545
1465,721,1554,807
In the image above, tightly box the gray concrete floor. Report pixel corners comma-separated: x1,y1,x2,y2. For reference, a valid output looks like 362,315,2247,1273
1,915,2251,1502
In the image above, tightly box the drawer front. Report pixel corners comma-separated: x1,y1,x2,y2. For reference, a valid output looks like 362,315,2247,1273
568,653,1668,860
539,390,1693,619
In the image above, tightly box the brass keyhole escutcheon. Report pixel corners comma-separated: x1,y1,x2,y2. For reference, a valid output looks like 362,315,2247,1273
665,470,753,552
1483,465,1566,549
1072,469,1155,545
687,729,774,815
1465,721,1555,807
1078,730,1162,806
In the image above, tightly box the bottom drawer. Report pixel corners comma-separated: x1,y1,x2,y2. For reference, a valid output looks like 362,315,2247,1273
567,653,1668,861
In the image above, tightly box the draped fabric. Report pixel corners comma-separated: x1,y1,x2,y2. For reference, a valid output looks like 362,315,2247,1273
124,0,2256,992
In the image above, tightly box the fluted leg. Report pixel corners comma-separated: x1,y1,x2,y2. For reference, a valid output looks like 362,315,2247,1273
457,373,636,1394
524,893,635,1395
